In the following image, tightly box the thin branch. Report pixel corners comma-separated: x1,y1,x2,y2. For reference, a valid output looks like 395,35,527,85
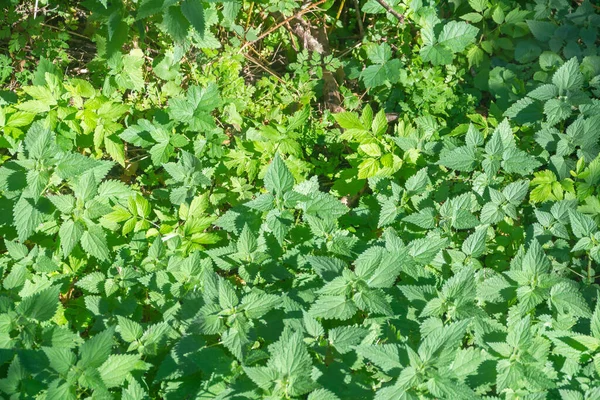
238,0,328,53
328,0,346,34
336,39,362,58
245,1,255,30
242,53,286,85
374,0,406,23
40,23,93,41
284,21,300,51
352,0,364,36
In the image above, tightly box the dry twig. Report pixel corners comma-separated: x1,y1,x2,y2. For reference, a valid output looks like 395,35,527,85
374,0,406,23
238,0,327,53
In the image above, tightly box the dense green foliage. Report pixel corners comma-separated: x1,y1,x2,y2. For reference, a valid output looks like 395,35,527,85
2,0,600,398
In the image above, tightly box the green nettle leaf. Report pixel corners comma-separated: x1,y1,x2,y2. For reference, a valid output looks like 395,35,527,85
462,225,488,257
117,316,144,343
409,236,448,264
16,286,60,322
81,224,110,261
302,192,348,219
569,210,598,238
43,347,76,375
552,57,584,92
59,219,84,258
25,121,57,160
244,366,278,391
4,239,28,259
418,319,470,363
310,296,358,320
405,168,430,194
439,146,478,171
162,5,190,42
219,279,239,310
244,330,314,396
449,347,488,380
13,193,51,241
503,180,529,204
544,98,572,125
550,282,592,318
74,171,98,202
49,194,76,214
403,207,437,229
264,153,294,196
237,223,257,255
592,296,600,339
79,328,115,368
241,292,279,319
527,84,559,101
27,170,49,198
45,381,77,400
98,354,145,388
496,359,523,392
181,0,205,36
506,315,532,351
355,344,403,372
329,326,369,353
375,383,418,400
354,288,392,315
307,389,340,400
360,247,406,288
122,378,147,400
378,199,399,228
137,0,168,19
502,148,541,175
76,272,105,294
149,141,173,165
306,256,345,281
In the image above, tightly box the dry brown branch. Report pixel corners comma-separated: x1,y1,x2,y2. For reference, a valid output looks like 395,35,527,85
352,0,364,36
238,0,328,53
374,0,406,23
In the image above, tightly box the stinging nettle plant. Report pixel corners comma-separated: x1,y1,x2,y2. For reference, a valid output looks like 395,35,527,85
2,0,600,399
